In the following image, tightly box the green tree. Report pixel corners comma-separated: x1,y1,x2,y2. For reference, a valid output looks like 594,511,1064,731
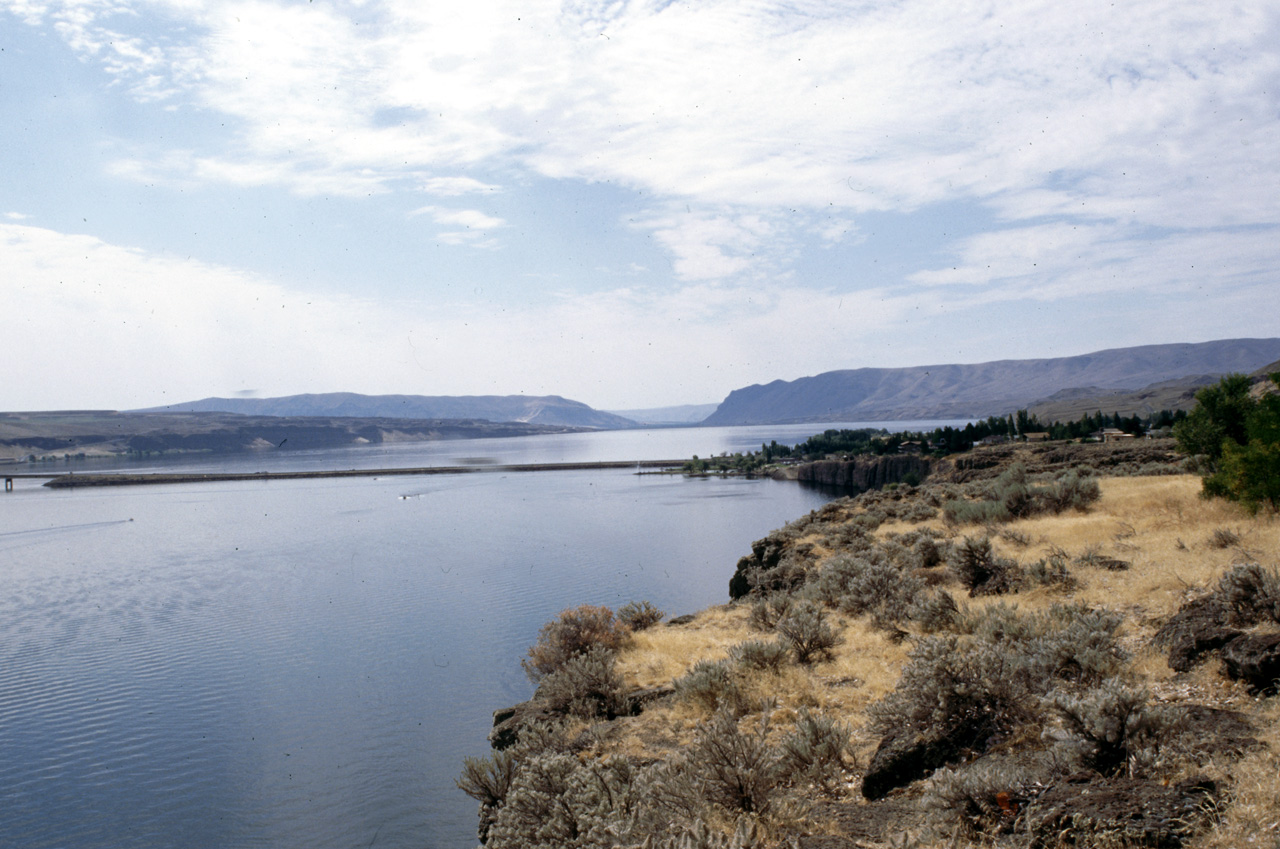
1173,374,1256,467
1202,375,1280,512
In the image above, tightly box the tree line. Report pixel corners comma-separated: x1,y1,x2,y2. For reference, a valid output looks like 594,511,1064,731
684,408,1186,475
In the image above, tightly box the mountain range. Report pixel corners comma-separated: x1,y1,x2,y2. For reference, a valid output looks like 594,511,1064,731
142,393,637,429
702,338,1280,425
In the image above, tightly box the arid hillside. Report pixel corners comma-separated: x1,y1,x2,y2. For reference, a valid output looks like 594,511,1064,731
467,462,1280,848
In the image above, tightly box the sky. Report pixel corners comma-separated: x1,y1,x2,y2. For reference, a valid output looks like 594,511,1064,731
2,0,1278,412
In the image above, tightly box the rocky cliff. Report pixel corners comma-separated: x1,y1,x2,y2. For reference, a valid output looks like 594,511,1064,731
787,454,932,491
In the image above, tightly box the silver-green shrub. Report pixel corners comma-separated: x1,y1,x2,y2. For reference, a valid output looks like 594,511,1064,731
533,645,630,719
618,600,666,631
778,708,852,794
728,639,791,673
775,601,840,665
675,658,749,716
1217,562,1280,624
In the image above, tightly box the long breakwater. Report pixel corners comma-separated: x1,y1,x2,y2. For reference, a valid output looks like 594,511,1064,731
27,459,686,489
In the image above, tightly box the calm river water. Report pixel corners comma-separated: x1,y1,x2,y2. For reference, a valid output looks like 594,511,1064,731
0,422,957,848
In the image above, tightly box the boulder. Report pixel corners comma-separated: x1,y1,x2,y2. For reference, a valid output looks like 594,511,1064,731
861,720,990,800
1221,631,1280,694
728,529,804,599
1023,774,1217,848
1153,595,1241,672
487,700,556,750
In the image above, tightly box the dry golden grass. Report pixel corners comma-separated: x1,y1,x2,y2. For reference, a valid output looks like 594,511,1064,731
614,473,1278,717
1187,697,1280,849
590,474,1280,845
967,476,1278,623
617,603,754,689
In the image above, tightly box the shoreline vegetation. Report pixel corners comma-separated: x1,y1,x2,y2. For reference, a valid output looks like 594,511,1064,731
465,376,1280,848
680,407,1186,480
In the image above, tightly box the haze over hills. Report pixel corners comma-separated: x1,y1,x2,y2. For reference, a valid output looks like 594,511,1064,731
604,404,720,425
703,338,1280,426
142,393,637,430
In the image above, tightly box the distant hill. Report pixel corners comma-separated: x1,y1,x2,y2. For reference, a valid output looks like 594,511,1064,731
703,338,1280,425
1025,375,1218,423
1251,359,1280,379
142,393,637,430
605,403,719,425
0,410,587,461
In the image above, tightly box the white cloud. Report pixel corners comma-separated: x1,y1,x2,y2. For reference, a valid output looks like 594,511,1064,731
409,205,506,247
419,176,500,196
12,0,1276,283
638,208,777,281
4,222,1276,411
910,221,1280,307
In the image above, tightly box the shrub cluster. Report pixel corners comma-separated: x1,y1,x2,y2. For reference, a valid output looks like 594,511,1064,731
533,645,630,720
950,536,1021,596
813,553,923,627
871,602,1126,746
674,659,751,717
618,600,666,631
463,705,848,848
522,604,632,681
728,639,792,673
1217,562,1280,624
774,601,840,665
942,464,1101,525
1047,679,1173,777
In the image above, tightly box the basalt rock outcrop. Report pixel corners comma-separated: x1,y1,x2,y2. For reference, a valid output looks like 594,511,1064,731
790,454,931,491
1221,632,1280,694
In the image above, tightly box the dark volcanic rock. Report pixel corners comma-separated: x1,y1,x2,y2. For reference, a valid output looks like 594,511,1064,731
793,455,931,492
729,528,806,599
1171,705,1259,758
1221,631,1280,694
861,720,990,800
1154,595,1242,672
488,701,557,750
488,685,673,750
1023,774,1217,848
802,798,920,847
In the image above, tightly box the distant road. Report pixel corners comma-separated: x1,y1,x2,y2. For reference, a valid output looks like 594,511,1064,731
27,459,686,489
